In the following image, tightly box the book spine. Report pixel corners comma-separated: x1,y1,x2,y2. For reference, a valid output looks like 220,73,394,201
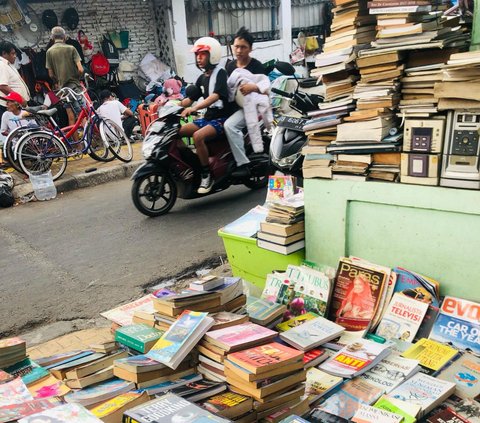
368,0,430,6
369,5,430,13
122,416,142,423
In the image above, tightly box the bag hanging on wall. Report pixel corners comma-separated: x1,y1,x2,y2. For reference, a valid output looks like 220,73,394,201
101,36,120,68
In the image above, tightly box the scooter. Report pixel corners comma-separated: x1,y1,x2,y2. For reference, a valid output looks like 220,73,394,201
131,102,271,217
270,61,324,178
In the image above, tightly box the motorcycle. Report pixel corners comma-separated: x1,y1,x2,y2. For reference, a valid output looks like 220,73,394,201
270,61,324,179
131,102,271,217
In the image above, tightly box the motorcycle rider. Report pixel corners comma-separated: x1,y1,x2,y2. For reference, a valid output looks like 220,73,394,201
224,27,268,178
180,37,233,194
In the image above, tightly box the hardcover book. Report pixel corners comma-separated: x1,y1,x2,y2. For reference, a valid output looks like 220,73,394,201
401,338,459,374
0,398,61,423
429,296,480,355
319,339,391,378
359,353,420,393
0,378,33,407
328,258,389,332
279,316,345,351
317,377,384,420
63,378,135,407
18,404,103,422
388,372,456,416
376,293,429,342
227,342,303,374
204,322,277,352
123,393,230,422
276,311,319,332
304,367,343,404
147,311,214,369
115,324,164,353
436,351,480,399
352,404,403,423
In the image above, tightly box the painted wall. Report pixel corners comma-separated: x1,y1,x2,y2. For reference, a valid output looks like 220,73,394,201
304,179,480,302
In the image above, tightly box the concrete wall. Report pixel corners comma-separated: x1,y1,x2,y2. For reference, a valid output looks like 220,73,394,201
28,0,158,66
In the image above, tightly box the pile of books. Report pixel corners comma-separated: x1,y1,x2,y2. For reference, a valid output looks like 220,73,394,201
0,337,26,369
366,0,467,53
367,151,401,182
435,50,480,110
301,144,335,179
331,153,372,181
257,195,305,255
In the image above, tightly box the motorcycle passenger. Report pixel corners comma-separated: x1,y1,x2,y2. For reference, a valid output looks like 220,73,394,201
180,37,233,194
224,27,269,178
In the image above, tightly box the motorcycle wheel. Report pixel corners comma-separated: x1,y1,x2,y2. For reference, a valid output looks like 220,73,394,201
244,172,270,190
131,172,177,217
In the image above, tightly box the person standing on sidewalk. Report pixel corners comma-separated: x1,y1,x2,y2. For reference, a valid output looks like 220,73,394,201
224,27,268,178
0,41,30,122
46,26,84,128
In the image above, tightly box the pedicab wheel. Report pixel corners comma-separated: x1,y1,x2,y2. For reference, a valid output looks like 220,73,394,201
86,122,115,162
3,126,31,173
132,172,177,217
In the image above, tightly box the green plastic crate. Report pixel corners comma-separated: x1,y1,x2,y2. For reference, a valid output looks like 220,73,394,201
218,229,305,289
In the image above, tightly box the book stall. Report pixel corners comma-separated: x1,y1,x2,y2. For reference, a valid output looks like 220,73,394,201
1,1,480,422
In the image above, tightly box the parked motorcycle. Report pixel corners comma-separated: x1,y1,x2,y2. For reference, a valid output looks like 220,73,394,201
270,61,324,178
131,103,271,217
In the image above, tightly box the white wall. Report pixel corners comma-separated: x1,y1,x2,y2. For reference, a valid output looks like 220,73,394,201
172,0,293,83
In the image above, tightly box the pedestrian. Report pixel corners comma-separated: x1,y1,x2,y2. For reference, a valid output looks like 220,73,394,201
0,41,30,122
224,27,269,178
179,36,234,194
46,26,84,128
96,90,139,140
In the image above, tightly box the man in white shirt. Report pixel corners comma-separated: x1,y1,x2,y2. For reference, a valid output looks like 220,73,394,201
96,90,138,139
0,41,30,121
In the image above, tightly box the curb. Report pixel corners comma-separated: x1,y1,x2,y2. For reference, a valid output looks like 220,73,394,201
12,160,144,199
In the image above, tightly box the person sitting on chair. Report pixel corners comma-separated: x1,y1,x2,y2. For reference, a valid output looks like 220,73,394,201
96,90,138,140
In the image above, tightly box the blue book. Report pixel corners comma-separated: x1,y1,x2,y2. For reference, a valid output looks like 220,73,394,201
44,351,96,370
5,358,49,385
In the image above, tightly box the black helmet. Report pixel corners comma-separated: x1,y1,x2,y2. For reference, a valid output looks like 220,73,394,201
62,8,79,30
42,9,58,30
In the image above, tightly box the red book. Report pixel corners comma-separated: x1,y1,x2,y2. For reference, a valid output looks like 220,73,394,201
227,342,303,374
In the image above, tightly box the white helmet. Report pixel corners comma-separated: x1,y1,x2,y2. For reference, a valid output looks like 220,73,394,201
191,36,222,66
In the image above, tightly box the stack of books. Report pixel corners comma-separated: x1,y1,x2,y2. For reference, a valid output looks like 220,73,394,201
258,195,305,255
245,296,286,328
435,50,480,110
366,1,467,53
367,151,401,182
257,219,305,253
0,337,27,369
152,277,245,318
301,144,335,179
331,153,372,181
225,342,309,422
199,322,277,382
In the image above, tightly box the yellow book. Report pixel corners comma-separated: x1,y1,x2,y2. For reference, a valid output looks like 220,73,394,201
27,374,71,398
90,391,150,423
401,338,459,373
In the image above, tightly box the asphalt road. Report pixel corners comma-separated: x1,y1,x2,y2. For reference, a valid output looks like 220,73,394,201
0,179,266,337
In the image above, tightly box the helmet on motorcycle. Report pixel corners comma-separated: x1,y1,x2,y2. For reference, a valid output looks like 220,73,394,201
191,37,222,69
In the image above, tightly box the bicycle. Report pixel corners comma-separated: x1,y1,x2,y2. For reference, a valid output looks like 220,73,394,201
14,86,133,180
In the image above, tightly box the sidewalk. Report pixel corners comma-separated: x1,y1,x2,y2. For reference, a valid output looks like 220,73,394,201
10,142,145,201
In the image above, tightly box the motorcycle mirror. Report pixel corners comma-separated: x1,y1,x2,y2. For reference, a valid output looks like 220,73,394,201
275,61,296,77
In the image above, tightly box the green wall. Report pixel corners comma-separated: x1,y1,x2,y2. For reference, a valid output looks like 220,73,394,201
304,179,480,301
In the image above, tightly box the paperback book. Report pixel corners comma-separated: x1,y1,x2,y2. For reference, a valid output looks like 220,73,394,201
436,351,480,399
245,297,286,326
147,311,214,369
0,398,61,423
4,358,49,386
319,338,391,378
276,312,319,332
114,324,164,353
101,295,156,327
304,367,343,404
18,403,103,422
373,396,418,423
0,378,33,407
63,378,135,407
279,316,345,350
352,404,403,423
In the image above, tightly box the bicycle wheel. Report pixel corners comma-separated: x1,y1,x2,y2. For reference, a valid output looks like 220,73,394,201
17,132,68,181
86,122,115,162
3,126,33,173
99,119,133,163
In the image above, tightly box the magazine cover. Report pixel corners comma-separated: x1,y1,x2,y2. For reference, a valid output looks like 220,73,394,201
261,272,288,303
100,295,156,327
429,296,480,354
18,403,103,422
328,259,388,331
0,398,61,423
437,351,480,399
276,264,332,317
0,378,33,407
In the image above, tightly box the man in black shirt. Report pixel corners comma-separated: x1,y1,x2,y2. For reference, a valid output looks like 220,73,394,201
225,27,268,177
180,37,232,194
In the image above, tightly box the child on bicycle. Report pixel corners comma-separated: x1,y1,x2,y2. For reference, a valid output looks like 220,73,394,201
0,91,30,138
179,37,234,194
